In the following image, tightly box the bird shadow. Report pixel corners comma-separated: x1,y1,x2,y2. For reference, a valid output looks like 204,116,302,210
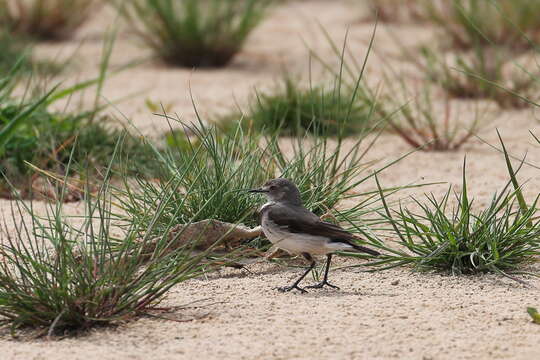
278,289,400,298
199,259,311,281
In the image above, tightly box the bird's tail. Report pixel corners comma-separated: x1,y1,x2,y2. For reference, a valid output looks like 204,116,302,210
348,242,380,256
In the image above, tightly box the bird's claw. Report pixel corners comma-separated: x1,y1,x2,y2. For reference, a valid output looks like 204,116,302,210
276,284,307,294
306,281,340,290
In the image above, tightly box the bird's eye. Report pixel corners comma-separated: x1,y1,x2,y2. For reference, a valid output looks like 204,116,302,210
269,185,276,191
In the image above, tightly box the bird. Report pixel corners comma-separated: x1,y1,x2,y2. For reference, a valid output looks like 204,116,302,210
249,178,380,293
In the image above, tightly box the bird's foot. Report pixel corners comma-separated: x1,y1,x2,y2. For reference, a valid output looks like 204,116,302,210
306,281,340,290
276,284,307,294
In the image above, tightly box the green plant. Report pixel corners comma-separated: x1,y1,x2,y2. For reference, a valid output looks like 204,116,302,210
0,0,101,40
386,1,540,109
217,26,384,137
377,81,486,151
0,30,63,76
0,152,223,336
220,75,373,137
114,0,272,67
361,160,540,279
0,59,57,155
0,107,155,199
125,120,271,232
0,34,153,199
423,0,540,51
527,308,540,324
415,44,538,108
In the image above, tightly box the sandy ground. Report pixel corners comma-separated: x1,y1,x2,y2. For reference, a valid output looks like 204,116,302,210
2,1,540,359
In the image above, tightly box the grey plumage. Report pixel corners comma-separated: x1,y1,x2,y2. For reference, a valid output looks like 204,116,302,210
249,178,379,292
259,202,379,256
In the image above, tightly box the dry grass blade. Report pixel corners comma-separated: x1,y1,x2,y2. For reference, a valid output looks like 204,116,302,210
376,80,488,151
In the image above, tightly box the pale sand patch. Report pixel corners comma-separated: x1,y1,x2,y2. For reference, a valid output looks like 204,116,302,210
3,1,540,359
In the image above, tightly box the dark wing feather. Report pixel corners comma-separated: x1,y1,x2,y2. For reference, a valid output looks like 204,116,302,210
267,204,355,240
265,204,380,256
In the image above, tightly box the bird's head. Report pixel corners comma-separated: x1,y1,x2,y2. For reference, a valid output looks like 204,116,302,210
249,178,302,205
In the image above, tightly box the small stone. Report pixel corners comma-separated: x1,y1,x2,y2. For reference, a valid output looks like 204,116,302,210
391,280,399,286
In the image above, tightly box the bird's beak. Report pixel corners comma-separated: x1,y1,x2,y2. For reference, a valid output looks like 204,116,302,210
248,188,267,193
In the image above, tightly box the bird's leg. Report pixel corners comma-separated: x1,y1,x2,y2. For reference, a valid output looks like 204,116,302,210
277,253,315,293
306,254,340,290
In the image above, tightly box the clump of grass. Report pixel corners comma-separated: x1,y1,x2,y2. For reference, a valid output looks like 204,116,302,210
414,44,538,108
385,1,540,109
114,0,272,67
128,120,272,231
423,0,540,51
377,81,486,151
217,27,381,137
0,157,221,336
363,161,540,279
0,0,100,41
219,75,373,137
0,103,154,199
0,61,56,164
0,31,61,74
0,31,32,73
0,37,153,199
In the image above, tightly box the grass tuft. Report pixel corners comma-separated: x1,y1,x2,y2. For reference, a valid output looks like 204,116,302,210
374,0,540,50
0,36,153,199
217,26,383,137
219,75,373,137
377,81,486,151
0,0,100,41
362,160,540,279
131,119,271,230
422,0,540,51
0,150,220,336
411,44,538,109
114,0,272,67
0,31,61,74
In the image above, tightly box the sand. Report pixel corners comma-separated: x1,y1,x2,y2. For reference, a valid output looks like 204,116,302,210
2,1,540,359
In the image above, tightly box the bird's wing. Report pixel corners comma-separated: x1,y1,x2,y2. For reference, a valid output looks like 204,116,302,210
266,205,382,256
267,205,355,241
